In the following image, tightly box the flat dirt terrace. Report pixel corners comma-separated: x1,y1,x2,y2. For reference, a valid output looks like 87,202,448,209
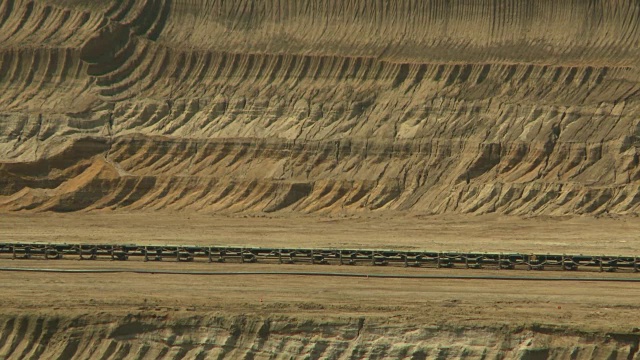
1,213,640,328
2,213,639,254
1,262,640,331
1,213,640,359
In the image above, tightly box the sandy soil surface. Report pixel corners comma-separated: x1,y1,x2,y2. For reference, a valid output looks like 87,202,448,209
3,261,640,358
1,261,639,333
1,213,639,331
1,213,639,255
1,214,639,358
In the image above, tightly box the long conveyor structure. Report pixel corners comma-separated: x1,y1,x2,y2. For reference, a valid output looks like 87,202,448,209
0,243,638,273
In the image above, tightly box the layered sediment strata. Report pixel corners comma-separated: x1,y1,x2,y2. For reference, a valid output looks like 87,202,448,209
0,313,639,360
1,0,639,214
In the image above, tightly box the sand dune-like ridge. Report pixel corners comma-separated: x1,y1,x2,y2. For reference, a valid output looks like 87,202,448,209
0,0,639,215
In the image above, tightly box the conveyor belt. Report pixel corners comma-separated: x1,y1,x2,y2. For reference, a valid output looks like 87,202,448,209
0,243,638,273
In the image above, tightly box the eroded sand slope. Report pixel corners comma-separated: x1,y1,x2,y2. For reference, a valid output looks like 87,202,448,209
1,0,640,214
1,314,639,360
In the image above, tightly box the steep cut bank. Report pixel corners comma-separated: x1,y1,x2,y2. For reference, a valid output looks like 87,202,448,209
1,313,639,360
1,0,640,215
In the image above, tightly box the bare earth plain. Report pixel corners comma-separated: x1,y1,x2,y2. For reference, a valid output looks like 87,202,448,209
2,213,640,254
1,214,640,359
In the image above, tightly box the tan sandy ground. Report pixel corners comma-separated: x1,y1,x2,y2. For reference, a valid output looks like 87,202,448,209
0,213,638,255
0,213,639,333
1,262,639,333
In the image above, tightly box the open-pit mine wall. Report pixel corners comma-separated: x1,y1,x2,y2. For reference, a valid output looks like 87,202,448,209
0,313,639,360
1,0,640,215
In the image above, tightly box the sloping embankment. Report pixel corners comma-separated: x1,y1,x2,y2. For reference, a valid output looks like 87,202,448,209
0,313,638,359
0,0,639,215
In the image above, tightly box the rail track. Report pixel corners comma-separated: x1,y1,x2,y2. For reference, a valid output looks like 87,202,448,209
1,243,638,273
